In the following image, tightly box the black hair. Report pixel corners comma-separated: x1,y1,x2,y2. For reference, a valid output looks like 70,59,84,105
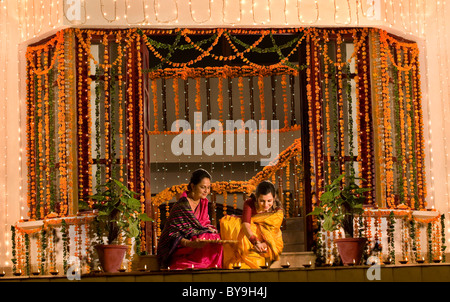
255,180,276,198
188,168,212,191
251,180,282,211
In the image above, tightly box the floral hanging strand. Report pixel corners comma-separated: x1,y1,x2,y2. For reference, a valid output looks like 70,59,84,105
440,214,446,262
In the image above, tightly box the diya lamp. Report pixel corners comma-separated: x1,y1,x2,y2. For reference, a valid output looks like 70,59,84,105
50,269,59,276
348,259,356,266
416,256,425,264
281,261,290,269
32,268,40,276
13,269,22,276
433,256,442,263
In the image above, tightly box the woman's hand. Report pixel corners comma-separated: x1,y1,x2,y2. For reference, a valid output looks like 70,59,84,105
207,226,218,233
254,241,269,254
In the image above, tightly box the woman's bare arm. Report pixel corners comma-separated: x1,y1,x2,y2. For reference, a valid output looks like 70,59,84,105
242,222,268,253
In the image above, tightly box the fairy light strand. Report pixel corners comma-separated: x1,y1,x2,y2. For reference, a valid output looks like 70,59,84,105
435,0,450,245
0,0,448,268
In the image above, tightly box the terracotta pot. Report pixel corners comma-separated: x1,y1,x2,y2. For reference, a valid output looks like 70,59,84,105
334,238,367,266
95,244,128,273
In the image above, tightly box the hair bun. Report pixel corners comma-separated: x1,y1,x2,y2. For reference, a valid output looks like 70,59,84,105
188,169,212,191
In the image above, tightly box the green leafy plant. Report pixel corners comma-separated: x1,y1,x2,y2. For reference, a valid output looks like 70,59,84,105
441,214,447,262
11,226,16,273
308,173,371,238
61,219,68,273
80,179,153,245
387,211,396,263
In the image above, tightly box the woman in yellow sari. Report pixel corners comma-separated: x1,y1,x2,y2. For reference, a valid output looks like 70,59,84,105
220,181,284,269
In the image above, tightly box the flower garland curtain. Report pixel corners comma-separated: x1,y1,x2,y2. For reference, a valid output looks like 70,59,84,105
305,28,428,264
305,28,426,211
25,27,428,256
146,65,300,135
372,29,426,210
74,28,147,256
25,30,69,220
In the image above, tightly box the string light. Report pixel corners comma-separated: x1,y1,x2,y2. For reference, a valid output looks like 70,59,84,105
189,0,212,24
1,0,7,268
0,0,448,268
333,0,352,25
418,1,436,219
251,0,271,24
297,0,319,24
48,0,61,29
100,0,117,23
357,0,376,20
125,0,146,25
32,0,44,36
434,0,450,246
223,0,242,24
154,0,178,23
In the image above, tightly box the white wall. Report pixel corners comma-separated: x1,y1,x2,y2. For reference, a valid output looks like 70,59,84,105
0,0,449,268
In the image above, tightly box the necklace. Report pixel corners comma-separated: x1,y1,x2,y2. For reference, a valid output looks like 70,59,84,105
187,196,200,212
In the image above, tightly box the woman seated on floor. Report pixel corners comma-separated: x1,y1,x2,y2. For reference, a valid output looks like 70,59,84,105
157,169,223,269
220,180,284,269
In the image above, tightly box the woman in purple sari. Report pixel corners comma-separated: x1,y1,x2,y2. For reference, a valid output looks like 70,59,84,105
157,169,223,269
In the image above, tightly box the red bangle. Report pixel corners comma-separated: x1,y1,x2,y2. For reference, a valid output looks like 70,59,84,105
249,235,257,245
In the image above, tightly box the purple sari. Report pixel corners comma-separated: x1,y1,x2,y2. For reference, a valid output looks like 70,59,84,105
157,192,223,269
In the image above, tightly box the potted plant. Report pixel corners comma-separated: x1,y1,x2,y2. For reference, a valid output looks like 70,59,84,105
79,178,153,272
308,173,371,265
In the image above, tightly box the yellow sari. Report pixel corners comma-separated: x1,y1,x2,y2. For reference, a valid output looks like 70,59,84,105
220,210,284,269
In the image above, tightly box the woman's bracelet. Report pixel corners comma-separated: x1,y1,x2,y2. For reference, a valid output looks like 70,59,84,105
249,235,257,245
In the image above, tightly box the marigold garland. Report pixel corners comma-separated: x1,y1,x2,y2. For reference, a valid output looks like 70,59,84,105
103,34,112,180
361,35,374,204
136,35,147,252
23,27,430,266
336,33,345,175
195,77,202,112
322,32,332,185
116,32,125,183
285,163,291,218
238,76,245,122
173,78,180,128
36,50,44,220
44,51,51,219
257,75,266,123
218,76,224,123
280,74,289,128
380,36,395,208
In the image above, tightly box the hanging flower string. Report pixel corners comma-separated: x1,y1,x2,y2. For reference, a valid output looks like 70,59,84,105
25,27,427,217
22,27,432,268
